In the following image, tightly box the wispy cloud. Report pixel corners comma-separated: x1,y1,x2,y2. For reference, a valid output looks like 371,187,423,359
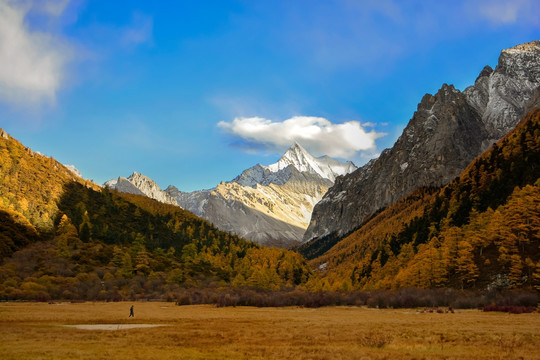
33,0,70,17
218,116,385,158
120,12,153,48
268,0,539,72
361,122,376,128
0,0,72,105
466,0,540,26
116,120,167,151
111,119,187,155
281,0,407,69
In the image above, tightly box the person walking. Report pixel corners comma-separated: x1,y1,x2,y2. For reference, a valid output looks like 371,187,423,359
129,305,134,317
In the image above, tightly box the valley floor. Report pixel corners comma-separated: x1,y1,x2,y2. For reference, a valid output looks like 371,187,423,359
0,302,538,359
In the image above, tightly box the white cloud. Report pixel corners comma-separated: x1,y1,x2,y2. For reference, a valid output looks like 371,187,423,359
218,116,385,158
0,0,71,105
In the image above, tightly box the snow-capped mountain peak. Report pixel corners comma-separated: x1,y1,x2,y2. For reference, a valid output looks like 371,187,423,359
233,143,356,187
268,143,357,182
268,142,310,171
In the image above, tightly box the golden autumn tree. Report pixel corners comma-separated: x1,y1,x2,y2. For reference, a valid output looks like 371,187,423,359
456,240,479,288
533,261,540,291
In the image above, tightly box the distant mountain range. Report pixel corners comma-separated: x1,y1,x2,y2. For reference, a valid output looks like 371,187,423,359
304,41,540,244
105,143,356,248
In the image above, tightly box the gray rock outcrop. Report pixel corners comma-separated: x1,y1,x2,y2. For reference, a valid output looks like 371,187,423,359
105,172,177,206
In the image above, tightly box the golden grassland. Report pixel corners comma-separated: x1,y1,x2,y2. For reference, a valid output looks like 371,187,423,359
0,302,539,359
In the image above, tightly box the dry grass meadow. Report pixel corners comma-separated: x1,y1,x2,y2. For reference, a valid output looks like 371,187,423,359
0,302,539,359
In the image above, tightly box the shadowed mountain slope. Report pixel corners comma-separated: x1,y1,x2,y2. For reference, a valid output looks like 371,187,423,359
303,108,540,291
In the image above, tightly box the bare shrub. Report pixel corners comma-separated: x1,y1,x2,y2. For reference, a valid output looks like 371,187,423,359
176,294,192,306
483,305,536,314
357,331,393,348
169,287,539,310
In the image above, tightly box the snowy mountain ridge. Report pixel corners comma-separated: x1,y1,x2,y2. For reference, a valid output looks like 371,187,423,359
267,143,356,182
104,144,357,247
234,143,356,187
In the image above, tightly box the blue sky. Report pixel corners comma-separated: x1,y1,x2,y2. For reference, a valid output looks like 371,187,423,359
1,0,539,191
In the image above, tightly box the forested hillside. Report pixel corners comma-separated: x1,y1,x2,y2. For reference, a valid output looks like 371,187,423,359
305,109,540,292
0,129,310,300
0,129,99,258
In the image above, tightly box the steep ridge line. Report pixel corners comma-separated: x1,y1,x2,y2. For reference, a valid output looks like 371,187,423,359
304,41,540,244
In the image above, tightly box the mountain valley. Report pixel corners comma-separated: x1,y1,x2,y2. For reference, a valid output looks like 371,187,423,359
106,143,357,248
0,41,539,302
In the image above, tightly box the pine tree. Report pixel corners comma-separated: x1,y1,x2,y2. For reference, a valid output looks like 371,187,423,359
56,237,70,258
533,261,540,291
110,246,124,267
456,240,479,288
508,254,524,287
79,222,91,243
135,248,151,276
120,252,133,279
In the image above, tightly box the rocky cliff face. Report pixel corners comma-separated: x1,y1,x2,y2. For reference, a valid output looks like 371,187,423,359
167,143,356,248
105,171,177,206
304,41,540,243
464,41,540,139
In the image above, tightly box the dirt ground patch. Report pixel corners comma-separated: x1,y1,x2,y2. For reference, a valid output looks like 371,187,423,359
65,324,168,330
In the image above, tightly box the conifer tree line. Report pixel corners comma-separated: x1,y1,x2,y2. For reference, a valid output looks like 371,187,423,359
0,182,310,300
306,109,540,292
